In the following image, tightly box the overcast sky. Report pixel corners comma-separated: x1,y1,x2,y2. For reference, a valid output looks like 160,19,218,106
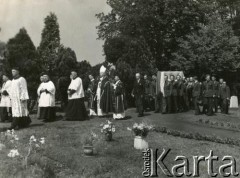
0,0,111,65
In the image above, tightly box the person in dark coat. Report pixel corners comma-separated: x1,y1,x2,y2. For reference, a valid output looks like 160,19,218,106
143,74,151,111
192,77,202,115
132,73,145,117
212,75,219,113
87,74,97,116
176,75,185,112
96,66,113,116
149,74,157,112
186,77,194,109
219,81,230,114
218,78,224,111
170,75,178,113
163,75,172,114
113,75,126,119
202,74,214,116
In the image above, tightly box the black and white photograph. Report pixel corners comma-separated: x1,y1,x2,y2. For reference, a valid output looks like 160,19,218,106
0,0,240,177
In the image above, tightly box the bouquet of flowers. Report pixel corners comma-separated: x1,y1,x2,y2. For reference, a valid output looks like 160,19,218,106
128,122,153,138
100,120,116,135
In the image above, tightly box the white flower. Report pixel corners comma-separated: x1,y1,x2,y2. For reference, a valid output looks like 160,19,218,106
14,136,19,141
133,123,138,128
39,137,45,144
107,120,111,124
112,128,116,132
127,127,132,131
8,149,20,158
30,135,37,142
35,144,40,148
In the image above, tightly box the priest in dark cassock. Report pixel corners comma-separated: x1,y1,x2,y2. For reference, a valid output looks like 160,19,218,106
113,75,125,120
37,73,56,122
96,65,113,117
65,70,88,121
9,67,31,129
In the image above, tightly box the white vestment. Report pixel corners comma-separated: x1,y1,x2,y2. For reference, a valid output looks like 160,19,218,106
10,77,29,117
96,77,106,116
0,80,12,107
68,77,85,100
37,81,56,107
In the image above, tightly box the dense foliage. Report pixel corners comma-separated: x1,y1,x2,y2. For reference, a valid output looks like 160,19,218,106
6,28,40,99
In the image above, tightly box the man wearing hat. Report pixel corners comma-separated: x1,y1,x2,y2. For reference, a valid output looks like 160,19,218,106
37,73,56,122
0,73,12,122
96,65,113,116
65,70,88,121
9,67,31,129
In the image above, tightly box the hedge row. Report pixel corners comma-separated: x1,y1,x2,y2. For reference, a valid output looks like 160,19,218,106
153,127,240,147
197,118,240,132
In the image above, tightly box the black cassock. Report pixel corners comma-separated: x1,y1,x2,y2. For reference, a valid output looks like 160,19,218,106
99,77,113,114
114,81,126,114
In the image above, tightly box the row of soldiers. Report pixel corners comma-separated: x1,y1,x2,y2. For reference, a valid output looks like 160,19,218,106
132,73,231,117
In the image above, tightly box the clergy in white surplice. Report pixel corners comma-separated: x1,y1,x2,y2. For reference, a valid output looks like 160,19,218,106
9,68,31,129
65,70,88,121
37,73,56,122
0,74,12,122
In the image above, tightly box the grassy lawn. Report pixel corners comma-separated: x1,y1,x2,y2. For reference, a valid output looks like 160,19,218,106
0,108,240,178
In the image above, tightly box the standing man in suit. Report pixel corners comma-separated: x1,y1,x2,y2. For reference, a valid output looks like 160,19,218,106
192,77,202,115
219,81,230,114
202,74,214,116
132,73,145,117
163,75,171,114
176,75,184,112
143,74,151,111
218,78,224,111
212,75,219,113
170,75,178,113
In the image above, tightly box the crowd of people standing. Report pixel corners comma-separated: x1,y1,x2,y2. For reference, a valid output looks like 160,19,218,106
0,65,235,130
132,73,231,117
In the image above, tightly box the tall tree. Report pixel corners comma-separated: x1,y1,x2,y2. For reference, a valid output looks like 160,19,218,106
6,28,40,99
38,12,61,75
171,15,240,78
96,0,211,70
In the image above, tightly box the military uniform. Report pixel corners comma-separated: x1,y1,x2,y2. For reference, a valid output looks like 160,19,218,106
212,81,219,113
163,80,172,113
202,80,214,116
177,80,185,112
186,82,194,109
171,80,178,113
133,79,145,116
219,85,230,114
149,79,158,112
192,81,202,115
144,79,151,111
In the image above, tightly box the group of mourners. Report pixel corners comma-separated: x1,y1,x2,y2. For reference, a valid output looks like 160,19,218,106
0,65,233,130
132,73,231,117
